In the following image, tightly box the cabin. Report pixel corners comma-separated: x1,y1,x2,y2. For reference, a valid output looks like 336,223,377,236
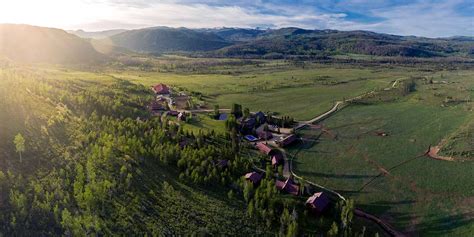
276,134,297,147
256,143,273,155
152,83,170,95
271,153,283,166
257,130,273,140
276,178,300,196
306,192,330,214
244,172,262,185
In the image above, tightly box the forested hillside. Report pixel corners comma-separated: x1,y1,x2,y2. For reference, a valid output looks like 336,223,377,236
0,24,105,64
0,67,269,235
109,27,231,54
0,66,360,236
214,28,474,58
107,26,474,58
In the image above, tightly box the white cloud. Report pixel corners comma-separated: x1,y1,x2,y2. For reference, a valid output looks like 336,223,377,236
367,1,474,37
0,0,471,37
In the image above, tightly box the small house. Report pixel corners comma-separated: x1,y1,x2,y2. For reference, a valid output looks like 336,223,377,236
271,154,283,166
276,134,297,147
152,83,170,95
276,178,300,196
306,192,330,214
244,172,262,185
256,143,273,155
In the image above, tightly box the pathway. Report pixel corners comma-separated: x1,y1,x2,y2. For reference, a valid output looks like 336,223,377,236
281,86,405,236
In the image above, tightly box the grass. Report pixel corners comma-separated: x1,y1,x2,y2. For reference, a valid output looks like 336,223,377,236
290,72,474,236
9,60,473,235
108,64,438,120
174,114,227,134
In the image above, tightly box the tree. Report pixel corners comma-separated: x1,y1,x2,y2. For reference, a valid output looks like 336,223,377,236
327,222,339,236
231,103,242,118
243,108,250,118
213,104,220,119
227,190,234,199
13,133,25,163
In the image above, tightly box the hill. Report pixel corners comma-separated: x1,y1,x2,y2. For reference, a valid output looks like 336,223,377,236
0,67,269,235
106,26,473,59
0,24,106,63
215,28,474,58
68,29,127,39
109,27,231,53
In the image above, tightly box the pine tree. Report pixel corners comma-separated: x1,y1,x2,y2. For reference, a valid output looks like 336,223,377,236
13,133,26,163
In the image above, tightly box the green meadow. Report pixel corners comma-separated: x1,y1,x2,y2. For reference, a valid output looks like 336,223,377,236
7,59,473,235
290,70,474,236
109,63,438,120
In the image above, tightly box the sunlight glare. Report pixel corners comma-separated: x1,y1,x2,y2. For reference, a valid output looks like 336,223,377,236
0,0,113,30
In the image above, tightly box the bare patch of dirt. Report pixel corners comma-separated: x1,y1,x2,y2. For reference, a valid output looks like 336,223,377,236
426,145,455,161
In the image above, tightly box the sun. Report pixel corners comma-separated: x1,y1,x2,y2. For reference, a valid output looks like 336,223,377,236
0,0,110,30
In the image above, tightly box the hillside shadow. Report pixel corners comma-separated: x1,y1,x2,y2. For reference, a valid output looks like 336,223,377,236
417,212,474,235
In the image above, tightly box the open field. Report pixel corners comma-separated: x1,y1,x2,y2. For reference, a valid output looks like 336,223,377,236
5,60,473,235
290,70,474,236
107,62,457,120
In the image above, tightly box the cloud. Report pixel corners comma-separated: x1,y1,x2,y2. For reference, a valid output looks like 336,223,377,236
84,1,350,30
364,0,474,37
1,0,472,37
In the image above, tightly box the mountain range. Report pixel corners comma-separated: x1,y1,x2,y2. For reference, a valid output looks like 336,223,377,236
1,24,473,64
58,26,474,59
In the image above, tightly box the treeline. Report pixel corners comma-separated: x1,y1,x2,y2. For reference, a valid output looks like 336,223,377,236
0,67,365,236
0,68,267,235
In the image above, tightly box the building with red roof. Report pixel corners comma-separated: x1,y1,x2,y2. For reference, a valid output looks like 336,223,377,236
275,178,300,196
152,83,170,95
276,134,297,147
306,192,330,214
256,143,273,155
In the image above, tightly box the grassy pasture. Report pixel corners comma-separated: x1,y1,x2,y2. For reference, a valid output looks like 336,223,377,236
109,64,433,120
15,61,473,235
290,72,474,236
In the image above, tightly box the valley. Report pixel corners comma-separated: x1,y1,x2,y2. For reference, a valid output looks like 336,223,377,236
0,22,472,236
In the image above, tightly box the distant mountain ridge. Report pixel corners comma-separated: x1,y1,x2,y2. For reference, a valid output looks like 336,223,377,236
68,29,127,39
109,27,231,54
0,24,106,63
0,24,472,64
109,26,474,58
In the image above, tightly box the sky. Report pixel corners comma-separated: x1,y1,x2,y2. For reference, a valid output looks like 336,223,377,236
0,0,472,37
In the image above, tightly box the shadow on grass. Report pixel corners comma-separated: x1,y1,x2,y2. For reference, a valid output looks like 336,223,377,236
358,200,474,235
417,212,474,235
